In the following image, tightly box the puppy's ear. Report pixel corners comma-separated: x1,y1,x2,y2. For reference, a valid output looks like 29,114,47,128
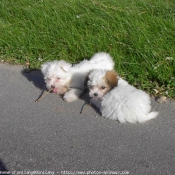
105,70,118,88
41,62,51,75
60,62,71,72
85,70,92,87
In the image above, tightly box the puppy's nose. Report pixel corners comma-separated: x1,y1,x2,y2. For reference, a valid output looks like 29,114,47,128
51,85,55,88
94,93,98,97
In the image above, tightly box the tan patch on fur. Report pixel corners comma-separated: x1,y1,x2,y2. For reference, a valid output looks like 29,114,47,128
105,70,118,88
58,86,69,95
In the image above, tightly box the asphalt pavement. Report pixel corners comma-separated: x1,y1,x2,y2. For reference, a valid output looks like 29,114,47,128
0,63,175,175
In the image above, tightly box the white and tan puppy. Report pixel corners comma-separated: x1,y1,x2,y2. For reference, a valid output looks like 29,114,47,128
41,52,114,102
87,69,158,123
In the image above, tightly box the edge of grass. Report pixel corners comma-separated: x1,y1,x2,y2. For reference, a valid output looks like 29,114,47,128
0,0,175,98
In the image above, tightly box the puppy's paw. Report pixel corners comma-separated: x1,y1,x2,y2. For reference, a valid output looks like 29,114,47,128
63,92,79,102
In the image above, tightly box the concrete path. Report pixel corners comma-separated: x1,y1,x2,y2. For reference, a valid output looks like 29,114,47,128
0,63,175,175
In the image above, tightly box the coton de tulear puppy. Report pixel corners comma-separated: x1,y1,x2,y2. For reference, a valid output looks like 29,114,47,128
41,52,114,102
87,69,158,123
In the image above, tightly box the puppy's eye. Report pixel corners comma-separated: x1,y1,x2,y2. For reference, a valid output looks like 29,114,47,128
101,86,106,90
47,78,51,80
57,77,60,80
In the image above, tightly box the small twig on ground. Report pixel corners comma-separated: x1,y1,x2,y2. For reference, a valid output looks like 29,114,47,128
80,102,91,114
35,89,52,102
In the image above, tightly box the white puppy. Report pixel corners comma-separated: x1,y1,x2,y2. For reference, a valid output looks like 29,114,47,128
87,69,158,123
41,52,114,102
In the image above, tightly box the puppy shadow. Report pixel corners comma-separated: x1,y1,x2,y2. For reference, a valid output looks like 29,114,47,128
80,89,101,115
21,68,46,90
0,159,10,174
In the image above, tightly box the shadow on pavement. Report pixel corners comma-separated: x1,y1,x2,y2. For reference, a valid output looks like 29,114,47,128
0,159,10,175
21,69,46,90
80,91,101,115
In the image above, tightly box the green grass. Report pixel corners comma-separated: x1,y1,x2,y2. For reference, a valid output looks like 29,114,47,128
0,0,175,98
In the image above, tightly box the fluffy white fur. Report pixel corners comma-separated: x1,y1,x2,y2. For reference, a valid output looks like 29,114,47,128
41,52,114,102
87,69,158,123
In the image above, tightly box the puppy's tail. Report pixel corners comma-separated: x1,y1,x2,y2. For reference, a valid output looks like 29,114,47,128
138,111,158,123
146,111,158,121
90,52,114,69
